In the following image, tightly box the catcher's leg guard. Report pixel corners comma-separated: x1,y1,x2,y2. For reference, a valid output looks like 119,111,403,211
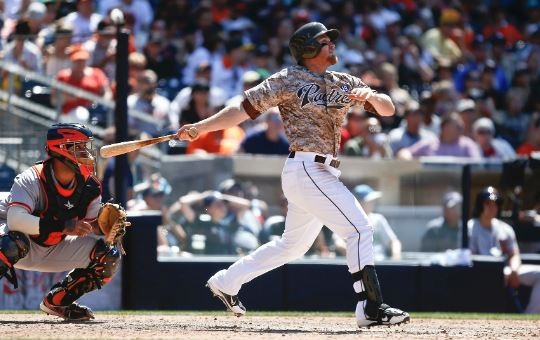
0,231,30,288
352,265,410,327
41,239,121,321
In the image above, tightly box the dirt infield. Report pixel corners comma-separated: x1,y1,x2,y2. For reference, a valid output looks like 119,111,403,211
0,313,539,339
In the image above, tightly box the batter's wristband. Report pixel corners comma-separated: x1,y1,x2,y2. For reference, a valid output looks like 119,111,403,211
39,216,65,235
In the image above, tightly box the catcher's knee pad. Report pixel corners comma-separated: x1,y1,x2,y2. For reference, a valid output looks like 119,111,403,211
46,239,122,306
0,231,30,288
89,238,122,283
352,265,383,318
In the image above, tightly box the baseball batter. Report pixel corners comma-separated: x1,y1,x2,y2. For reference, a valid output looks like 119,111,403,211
0,123,126,321
177,22,409,327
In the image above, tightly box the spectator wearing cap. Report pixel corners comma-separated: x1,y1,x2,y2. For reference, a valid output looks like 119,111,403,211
173,80,216,131
51,45,111,118
398,112,482,160
43,22,73,77
472,117,516,160
127,173,185,255
83,20,117,81
239,107,289,155
2,19,43,75
217,178,266,238
175,190,258,255
388,100,437,154
420,8,463,65
63,0,102,44
334,184,401,260
468,186,540,314
173,62,227,122
421,191,463,252
128,172,172,211
456,98,479,138
24,1,47,37
127,69,172,137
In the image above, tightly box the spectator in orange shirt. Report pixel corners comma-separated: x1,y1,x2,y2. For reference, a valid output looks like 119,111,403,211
186,126,245,155
517,114,540,156
51,46,112,121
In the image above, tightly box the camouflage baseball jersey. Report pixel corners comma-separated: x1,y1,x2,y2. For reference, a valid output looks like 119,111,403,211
243,65,375,156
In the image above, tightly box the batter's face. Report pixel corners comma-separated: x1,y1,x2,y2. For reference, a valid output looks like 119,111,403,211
315,35,338,65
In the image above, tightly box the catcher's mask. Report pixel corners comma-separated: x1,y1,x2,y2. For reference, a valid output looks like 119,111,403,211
289,22,339,63
46,123,96,177
472,186,502,218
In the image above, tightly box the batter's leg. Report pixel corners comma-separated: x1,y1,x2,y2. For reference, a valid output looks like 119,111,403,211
207,200,323,314
295,164,409,327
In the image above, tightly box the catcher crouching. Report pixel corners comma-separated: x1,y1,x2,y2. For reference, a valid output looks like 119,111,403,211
0,123,131,321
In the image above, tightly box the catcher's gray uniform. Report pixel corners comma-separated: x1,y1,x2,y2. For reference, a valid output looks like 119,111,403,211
210,65,374,293
0,166,102,272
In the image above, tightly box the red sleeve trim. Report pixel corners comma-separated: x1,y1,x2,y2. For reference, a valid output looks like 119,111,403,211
241,98,261,120
8,202,32,213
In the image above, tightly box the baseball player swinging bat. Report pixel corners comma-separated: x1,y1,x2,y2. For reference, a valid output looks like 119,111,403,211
99,128,198,158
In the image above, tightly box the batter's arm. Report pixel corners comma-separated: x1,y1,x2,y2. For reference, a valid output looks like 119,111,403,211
177,103,250,141
347,87,395,117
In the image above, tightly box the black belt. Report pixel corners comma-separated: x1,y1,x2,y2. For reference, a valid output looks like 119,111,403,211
288,151,341,169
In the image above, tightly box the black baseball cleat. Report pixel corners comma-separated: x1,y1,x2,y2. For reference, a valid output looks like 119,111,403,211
40,297,95,321
206,279,246,317
356,303,410,327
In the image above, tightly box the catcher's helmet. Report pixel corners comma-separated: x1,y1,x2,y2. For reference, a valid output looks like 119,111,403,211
472,186,502,218
289,22,339,62
46,123,96,177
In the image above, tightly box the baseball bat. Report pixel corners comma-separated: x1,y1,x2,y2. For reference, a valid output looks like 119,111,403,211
99,133,177,158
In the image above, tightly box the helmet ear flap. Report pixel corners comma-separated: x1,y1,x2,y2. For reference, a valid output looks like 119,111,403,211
301,40,321,59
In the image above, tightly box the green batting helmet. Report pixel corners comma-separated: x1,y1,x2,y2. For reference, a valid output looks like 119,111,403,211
289,22,340,62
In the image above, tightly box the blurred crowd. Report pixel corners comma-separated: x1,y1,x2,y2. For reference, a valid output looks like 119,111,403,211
0,0,539,159
1,0,540,256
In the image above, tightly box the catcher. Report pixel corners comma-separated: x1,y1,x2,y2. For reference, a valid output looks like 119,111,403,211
0,123,130,321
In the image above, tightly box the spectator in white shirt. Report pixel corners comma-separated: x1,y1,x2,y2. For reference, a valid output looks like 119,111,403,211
472,117,516,161
128,69,171,136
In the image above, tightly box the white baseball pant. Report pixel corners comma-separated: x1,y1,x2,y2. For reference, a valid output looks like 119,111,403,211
211,152,374,295
1,222,99,272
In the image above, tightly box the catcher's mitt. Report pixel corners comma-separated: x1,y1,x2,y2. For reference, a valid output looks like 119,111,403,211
97,202,131,254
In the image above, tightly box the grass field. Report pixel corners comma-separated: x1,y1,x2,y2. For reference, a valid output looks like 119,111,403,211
0,310,538,339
